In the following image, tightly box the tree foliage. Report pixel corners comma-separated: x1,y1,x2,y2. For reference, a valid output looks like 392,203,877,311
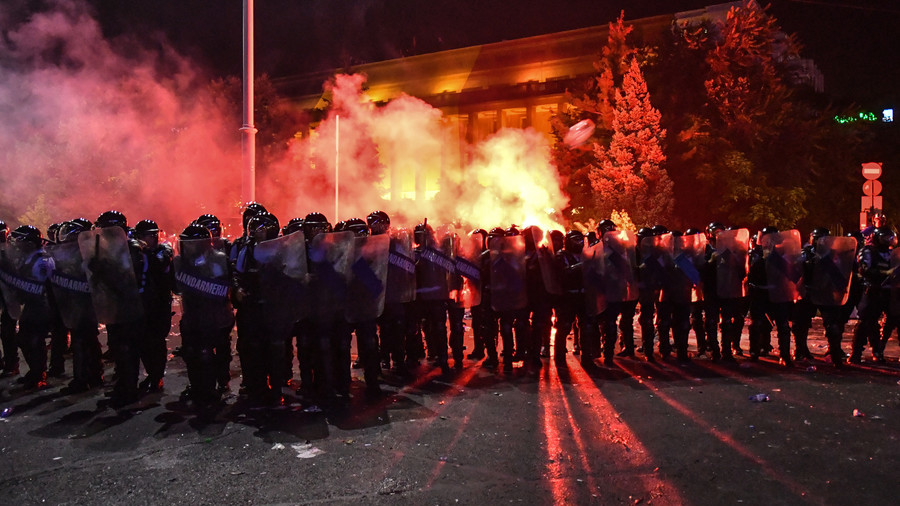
589,58,673,227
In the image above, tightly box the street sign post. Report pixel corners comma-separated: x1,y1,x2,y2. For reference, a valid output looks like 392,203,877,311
860,162,884,229
862,162,883,180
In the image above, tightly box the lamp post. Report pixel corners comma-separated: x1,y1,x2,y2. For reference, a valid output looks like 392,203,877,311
241,0,257,204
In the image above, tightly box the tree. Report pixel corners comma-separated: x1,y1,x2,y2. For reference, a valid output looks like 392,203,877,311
589,58,673,227
648,1,821,229
550,12,635,222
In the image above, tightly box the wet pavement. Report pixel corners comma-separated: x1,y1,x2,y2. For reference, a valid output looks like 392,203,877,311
2,311,900,505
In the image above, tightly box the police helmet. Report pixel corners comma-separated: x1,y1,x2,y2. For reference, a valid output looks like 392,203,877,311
345,218,369,237
134,219,159,236
95,210,128,231
564,230,585,253
874,228,897,249
10,225,43,248
650,224,669,236
179,223,212,241
366,210,391,235
706,221,725,238
282,217,304,236
597,219,616,235
47,223,63,243
810,227,830,245
196,214,222,238
302,212,332,239
242,202,268,230
414,221,434,245
58,220,90,243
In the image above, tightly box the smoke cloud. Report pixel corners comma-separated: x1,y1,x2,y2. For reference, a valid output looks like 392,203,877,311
0,0,240,234
264,73,569,233
1,1,569,238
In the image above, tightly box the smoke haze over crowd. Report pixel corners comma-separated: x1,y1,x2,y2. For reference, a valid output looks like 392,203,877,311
1,0,568,237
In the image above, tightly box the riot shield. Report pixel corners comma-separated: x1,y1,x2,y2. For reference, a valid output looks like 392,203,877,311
47,241,96,329
532,227,563,295
453,232,483,308
175,238,235,329
582,239,606,316
891,247,900,315
78,227,144,325
386,229,416,304
715,228,750,299
674,233,708,302
0,242,24,319
601,230,638,302
490,235,527,312
254,231,309,332
308,231,355,318
346,234,390,323
810,236,858,307
416,240,453,302
639,233,674,293
759,230,802,303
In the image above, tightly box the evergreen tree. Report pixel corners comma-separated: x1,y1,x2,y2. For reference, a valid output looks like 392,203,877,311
550,12,634,222
589,58,673,227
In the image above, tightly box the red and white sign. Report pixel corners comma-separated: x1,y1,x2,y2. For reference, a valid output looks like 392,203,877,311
861,162,883,180
863,179,883,196
862,196,883,211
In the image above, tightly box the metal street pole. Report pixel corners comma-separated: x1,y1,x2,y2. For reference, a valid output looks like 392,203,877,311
335,115,340,222
241,0,257,204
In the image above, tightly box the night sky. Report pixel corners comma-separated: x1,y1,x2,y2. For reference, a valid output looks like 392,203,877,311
17,0,900,105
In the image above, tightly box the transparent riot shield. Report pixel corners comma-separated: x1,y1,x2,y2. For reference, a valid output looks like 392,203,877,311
416,239,453,302
78,227,144,325
308,231,354,318
760,230,803,304
47,241,96,329
490,235,527,312
674,233,708,302
453,232,483,308
640,233,674,293
601,230,638,302
175,238,235,329
0,242,24,319
386,229,416,304
892,247,900,315
346,234,390,323
715,228,750,299
254,231,309,332
810,236,858,307
532,227,563,295
583,239,606,316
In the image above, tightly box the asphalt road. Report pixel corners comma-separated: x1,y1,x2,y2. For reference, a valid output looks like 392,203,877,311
1,306,899,505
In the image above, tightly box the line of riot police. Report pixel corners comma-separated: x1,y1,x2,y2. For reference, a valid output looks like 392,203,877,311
0,205,896,410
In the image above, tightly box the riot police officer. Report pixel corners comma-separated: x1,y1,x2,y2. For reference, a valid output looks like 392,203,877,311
92,210,145,406
412,221,452,375
791,228,830,361
233,211,286,404
554,230,587,363
175,223,234,405
54,219,104,393
195,213,235,392
7,225,54,389
851,227,895,363
133,219,175,392
45,222,69,378
0,220,20,377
